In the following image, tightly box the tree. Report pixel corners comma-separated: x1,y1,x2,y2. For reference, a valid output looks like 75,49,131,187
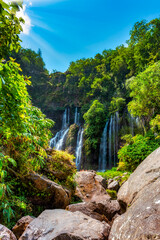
83,100,106,155
0,0,24,59
128,61,160,129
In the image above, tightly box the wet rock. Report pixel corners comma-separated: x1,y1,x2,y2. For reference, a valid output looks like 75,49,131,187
12,216,35,239
20,209,110,240
0,224,17,240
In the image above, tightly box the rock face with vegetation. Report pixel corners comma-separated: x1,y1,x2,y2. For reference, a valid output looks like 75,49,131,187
65,124,79,155
26,172,70,209
109,147,160,240
20,209,110,240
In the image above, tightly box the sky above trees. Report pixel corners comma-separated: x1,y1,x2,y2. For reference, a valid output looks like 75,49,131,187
13,0,160,72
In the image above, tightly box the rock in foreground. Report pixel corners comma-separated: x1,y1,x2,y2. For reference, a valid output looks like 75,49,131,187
26,172,70,209
0,224,17,240
20,209,110,240
12,216,35,239
75,170,110,202
118,147,160,208
109,147,160,240
68,199,120,223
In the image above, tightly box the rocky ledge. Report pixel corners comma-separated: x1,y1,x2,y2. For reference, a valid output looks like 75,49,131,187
0,147,160,240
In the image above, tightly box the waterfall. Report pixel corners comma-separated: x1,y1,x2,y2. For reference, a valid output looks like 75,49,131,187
108,115,113,169
113,114,116,166
98,121,109,171
55,128,69,150
129,112,134,136
99,112,119,170
50,108,70,150
75,128,84,171
115,112,119,161
74,107,80,125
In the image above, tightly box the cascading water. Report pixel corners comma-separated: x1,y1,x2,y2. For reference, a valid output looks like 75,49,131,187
75,128,84,171
50,108,70,150
74,107,80,125
108,115,113,169
128,112,134,136
98,121,109,171
107,112,119,169
113,114,116,165
115,112,119,159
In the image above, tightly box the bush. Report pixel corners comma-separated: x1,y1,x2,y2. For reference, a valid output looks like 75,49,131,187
43,149,77,190
118,133,160,172
83,100,106,155
97,167,125,179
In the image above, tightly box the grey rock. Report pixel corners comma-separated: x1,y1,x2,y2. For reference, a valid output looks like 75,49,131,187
109,147,160,240
108,180,119,192
68,199,120,223
0,224,17,240
26,172,70,209
109,178,160,240
75,171,110,202
12,216,35,239
20,209,110,240
107,179,114,185
118,147,160,208
95,174,107,189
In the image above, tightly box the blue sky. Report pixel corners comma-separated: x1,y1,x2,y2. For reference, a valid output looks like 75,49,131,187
19,0,160,72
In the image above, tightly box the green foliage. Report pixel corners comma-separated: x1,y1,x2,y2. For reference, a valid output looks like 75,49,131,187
118,133,160,172
83,100,106,154
97,167,126,180
0,0,24,59
128,61,160,129
43,150,77,190
12,48,49,107
106,189,117,200
0,59,54,226
0,42,54,226
109,97,126,113
150,115,160,139
65,124,79,151
127,18,160,73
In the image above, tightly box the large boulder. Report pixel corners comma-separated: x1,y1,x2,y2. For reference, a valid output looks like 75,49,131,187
26,172,70,209
19,209,110,240
73,171,120,224
109,147,160,240
117,147,160,209
12,216,35,239
0,224,17,240
75,170,110,202
68,199,120,223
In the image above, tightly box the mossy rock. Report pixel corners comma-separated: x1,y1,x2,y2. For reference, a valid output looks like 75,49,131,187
65,124,79,155
43,149,77,190
106,189,117,200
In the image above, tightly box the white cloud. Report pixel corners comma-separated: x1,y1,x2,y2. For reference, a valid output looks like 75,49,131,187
30,0,67,6
3,0,32,35
16,4,32,35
